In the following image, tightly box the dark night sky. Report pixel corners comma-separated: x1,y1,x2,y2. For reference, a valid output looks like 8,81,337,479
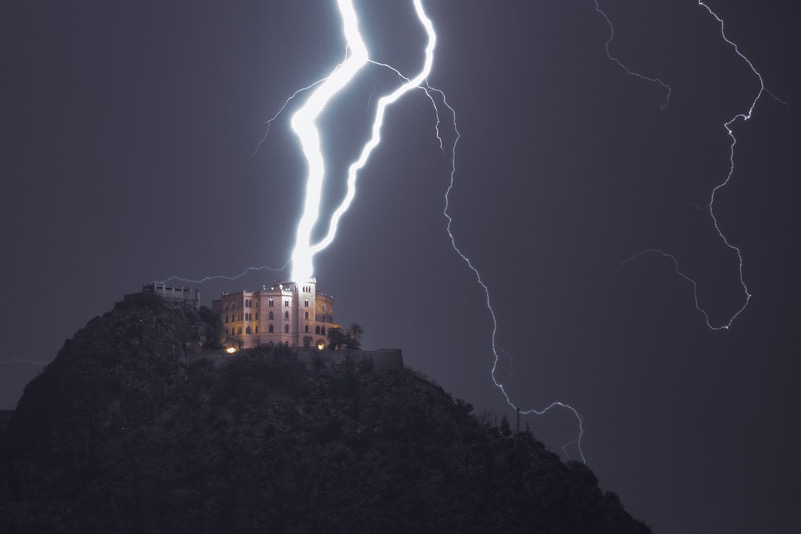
1,1,799,532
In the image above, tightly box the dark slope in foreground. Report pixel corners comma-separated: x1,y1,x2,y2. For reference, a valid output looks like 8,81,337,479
0,298,650,533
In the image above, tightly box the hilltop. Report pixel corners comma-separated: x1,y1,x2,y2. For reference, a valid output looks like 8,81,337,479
0,296,650,533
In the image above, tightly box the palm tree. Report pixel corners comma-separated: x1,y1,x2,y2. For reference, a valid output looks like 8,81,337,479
347,323,363,341
345,323,363,349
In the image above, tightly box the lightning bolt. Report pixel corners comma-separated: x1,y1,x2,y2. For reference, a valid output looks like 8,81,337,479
289,0,371,283
159,261,289,286
687,0,766,329
594,0,671,109
152,1,783,464
610,2,782,330
435,79,587,462
289,0,436,283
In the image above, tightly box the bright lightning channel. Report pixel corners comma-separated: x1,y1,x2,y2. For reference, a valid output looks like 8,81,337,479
289,0,436,283
289,0,370,283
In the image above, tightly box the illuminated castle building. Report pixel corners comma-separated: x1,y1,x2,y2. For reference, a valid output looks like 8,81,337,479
211,278,338,351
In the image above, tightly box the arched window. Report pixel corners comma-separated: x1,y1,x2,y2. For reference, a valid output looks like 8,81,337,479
255,326,259,333
268,311,274,320
245,326,252,334
305,311,309,320
315,326,320,334
304,325,309,333
284,311,289,320
303,337,311,347
237,327,242,335
268,299,274,307
321,326,326,335
284,324,289,333
268,324,274,333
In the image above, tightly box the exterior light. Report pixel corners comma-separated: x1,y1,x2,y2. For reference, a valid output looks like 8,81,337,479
317,342,325,351
226,347,236,354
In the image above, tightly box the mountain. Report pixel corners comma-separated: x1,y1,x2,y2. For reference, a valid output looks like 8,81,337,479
0,295,650,533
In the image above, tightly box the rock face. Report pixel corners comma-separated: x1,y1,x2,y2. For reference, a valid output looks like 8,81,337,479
0,297,651,533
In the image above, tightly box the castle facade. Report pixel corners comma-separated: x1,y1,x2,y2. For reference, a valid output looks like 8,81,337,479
211,278,337,350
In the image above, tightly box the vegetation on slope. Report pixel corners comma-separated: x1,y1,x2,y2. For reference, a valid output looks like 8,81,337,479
0,298,650,533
